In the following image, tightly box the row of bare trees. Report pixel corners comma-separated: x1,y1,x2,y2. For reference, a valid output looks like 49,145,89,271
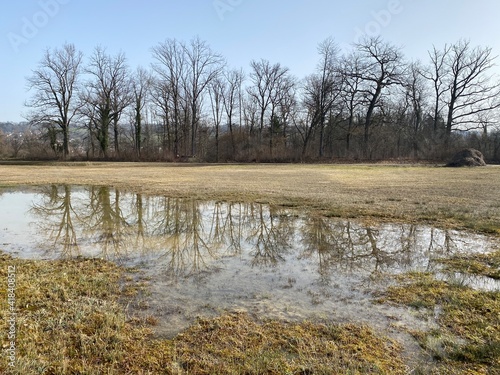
17,36,500,162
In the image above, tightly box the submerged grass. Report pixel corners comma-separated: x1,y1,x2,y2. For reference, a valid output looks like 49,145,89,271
439,248,500,280
381,270,500,374
0,252,407,374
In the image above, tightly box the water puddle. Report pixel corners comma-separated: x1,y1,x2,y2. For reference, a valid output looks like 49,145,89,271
1,185,498,339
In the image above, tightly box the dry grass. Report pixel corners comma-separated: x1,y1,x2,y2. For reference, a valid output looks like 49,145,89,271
1,162,499,374
439,249,500,280
2,251,498,374
1,162,499,233
0,252,407,374
381,271,500,374
173,313,406,374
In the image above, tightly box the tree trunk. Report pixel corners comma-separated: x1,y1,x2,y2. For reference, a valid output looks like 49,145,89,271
191,102,198,156
62,125,69,159
113,117,120,155
364,85,382,159
135,107,142,157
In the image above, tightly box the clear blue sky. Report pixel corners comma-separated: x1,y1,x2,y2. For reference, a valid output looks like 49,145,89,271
1,0,499,122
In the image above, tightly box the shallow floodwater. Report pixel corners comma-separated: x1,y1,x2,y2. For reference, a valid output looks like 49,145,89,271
1,185,498,338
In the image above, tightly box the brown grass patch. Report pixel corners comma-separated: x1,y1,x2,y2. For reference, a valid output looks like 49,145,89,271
1,163,499,234
0,252,407,374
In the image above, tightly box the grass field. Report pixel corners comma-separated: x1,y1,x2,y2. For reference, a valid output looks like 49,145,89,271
1,162,499,233
1,162,499,374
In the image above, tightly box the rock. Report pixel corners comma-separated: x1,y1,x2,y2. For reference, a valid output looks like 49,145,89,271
446,148,487,167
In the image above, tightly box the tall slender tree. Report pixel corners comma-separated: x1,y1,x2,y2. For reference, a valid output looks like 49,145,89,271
302,37,340,157
222,68,244,157
404,62,427,158
208,76,225,162
338,52,364,155
421,45,450,135
152,39,189,156
183,37,225,156
131,67,152,157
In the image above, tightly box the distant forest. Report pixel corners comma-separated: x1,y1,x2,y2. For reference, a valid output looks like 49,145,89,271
2,36,500,162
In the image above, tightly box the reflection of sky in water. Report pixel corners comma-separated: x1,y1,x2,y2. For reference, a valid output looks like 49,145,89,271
0,191,40,255
0,185,499,337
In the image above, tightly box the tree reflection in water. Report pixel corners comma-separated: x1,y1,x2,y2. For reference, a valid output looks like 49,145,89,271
29,185,492,282
12,185,497,337
246,204,293,267
31,185,81,257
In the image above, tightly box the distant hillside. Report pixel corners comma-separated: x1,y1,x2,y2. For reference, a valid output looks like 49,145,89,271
0,122,29,134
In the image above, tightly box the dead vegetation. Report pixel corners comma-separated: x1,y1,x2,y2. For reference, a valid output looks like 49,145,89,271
1,163,499,374
1,163,499,234
0,252,407,374
2,248,497,374
381,270,500,374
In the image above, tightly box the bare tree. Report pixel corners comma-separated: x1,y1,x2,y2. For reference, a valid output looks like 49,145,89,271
81,47,131,157
183,37,226,156
352,37,406,156
111,61,132,155
422,40,500,149
275,78,297,151
208,76,225,162
131,66,152,157
421,45,450,135
268,74,295,156
398,62,428,158
222,68,244,156
152,39,190,156
151,79,174,156
26,43,83,159
247,59,292,149
242,92,259,138
302,37,340,157
338,53,364,155
443,40,500,143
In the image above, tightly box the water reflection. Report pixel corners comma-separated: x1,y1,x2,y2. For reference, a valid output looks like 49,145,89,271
2,185,499,337
7,185,492,280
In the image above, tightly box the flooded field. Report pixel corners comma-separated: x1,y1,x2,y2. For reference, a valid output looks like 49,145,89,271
1,185,498,339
